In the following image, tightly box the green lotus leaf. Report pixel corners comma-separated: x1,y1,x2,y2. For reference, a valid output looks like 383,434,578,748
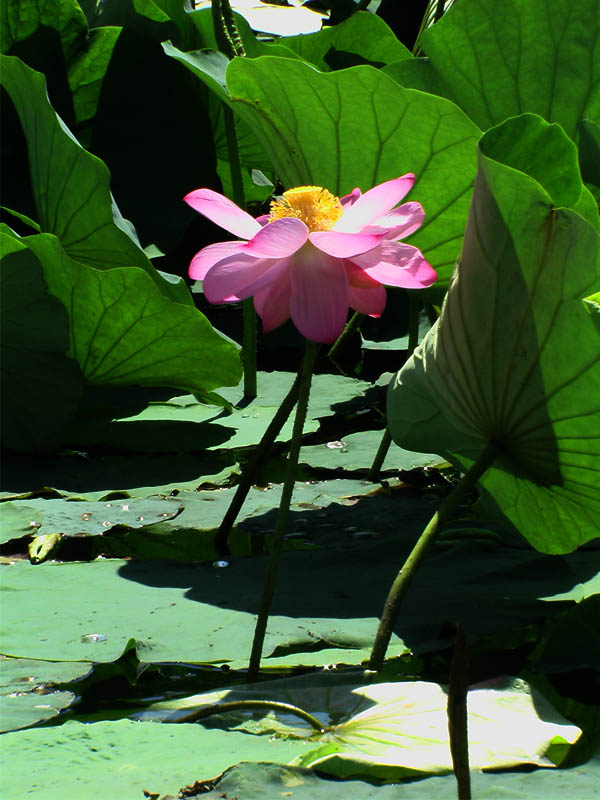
387,114,600,553
419,0,600,140
226,56,481,293
20,233,242,396
0,55,190,304
141,673,580,779
0,233,84,451
281,11,411,71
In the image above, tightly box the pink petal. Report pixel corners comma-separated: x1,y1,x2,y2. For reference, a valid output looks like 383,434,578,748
372,202,425,240
254,272,292,333
184,189,261,240
351,242,437,289
189,241,246,280
235,257,292,300
348,283,387,316
340,187,361,207
202,254,278,303
344,260,381,289
289,248,349,343
309,230,383,258
243,218,308,258
333,175,415,232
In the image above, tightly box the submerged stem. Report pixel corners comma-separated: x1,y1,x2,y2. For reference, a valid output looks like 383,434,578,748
368,443,498,671
175,699,326,733
247,341,320,681
214,373,302,556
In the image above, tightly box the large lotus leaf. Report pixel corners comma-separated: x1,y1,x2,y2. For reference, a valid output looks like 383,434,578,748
1,451,238,501
19,233,241,395
2,525,595,664
0,233,84,451
218,371,383,420
417,0,600,140
0,55,189,304
68,400,317,453
0,557,406,666
387,114,600,554
171,756,600,800
67,372,385,453
226,56,481,292
294,678,580,779
141,673,580,779
0,718,305,800
281,11,411,71
0,497,182,542
0,717,596,800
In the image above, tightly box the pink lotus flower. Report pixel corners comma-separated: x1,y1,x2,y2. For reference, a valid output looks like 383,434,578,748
185,176,436,343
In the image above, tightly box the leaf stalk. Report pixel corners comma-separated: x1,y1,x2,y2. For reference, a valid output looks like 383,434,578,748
368,442,498,670
247,340,320,681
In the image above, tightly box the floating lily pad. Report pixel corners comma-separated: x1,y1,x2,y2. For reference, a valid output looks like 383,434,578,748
0,503,43,545
141,673,580,779
0,655,86,733
299,431,442,472
0,497,183,542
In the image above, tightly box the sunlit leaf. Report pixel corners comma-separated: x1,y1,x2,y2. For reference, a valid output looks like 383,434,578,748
418,0,600,140
281,11,411,71
142,673,580,778
21,233,242,396
226,56,481,293
387,114,600,553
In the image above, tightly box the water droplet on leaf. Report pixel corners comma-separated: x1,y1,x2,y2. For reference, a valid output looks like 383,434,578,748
81,633,108,643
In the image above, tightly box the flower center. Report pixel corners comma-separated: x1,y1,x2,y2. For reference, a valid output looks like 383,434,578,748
268,186,343,232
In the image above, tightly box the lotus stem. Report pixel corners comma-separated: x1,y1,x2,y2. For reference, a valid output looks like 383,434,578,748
368,442,498,670
214,372,302,556
216,14,256,400
448,624,471,800
175,699,326,732
211,0,245,59
247,340,320,681
327,311,362,374
368,293,421,481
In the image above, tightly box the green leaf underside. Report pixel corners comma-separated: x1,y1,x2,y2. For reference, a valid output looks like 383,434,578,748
387,115,600,553
226,56,481,292
419,0,600,140
141,674,580,779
